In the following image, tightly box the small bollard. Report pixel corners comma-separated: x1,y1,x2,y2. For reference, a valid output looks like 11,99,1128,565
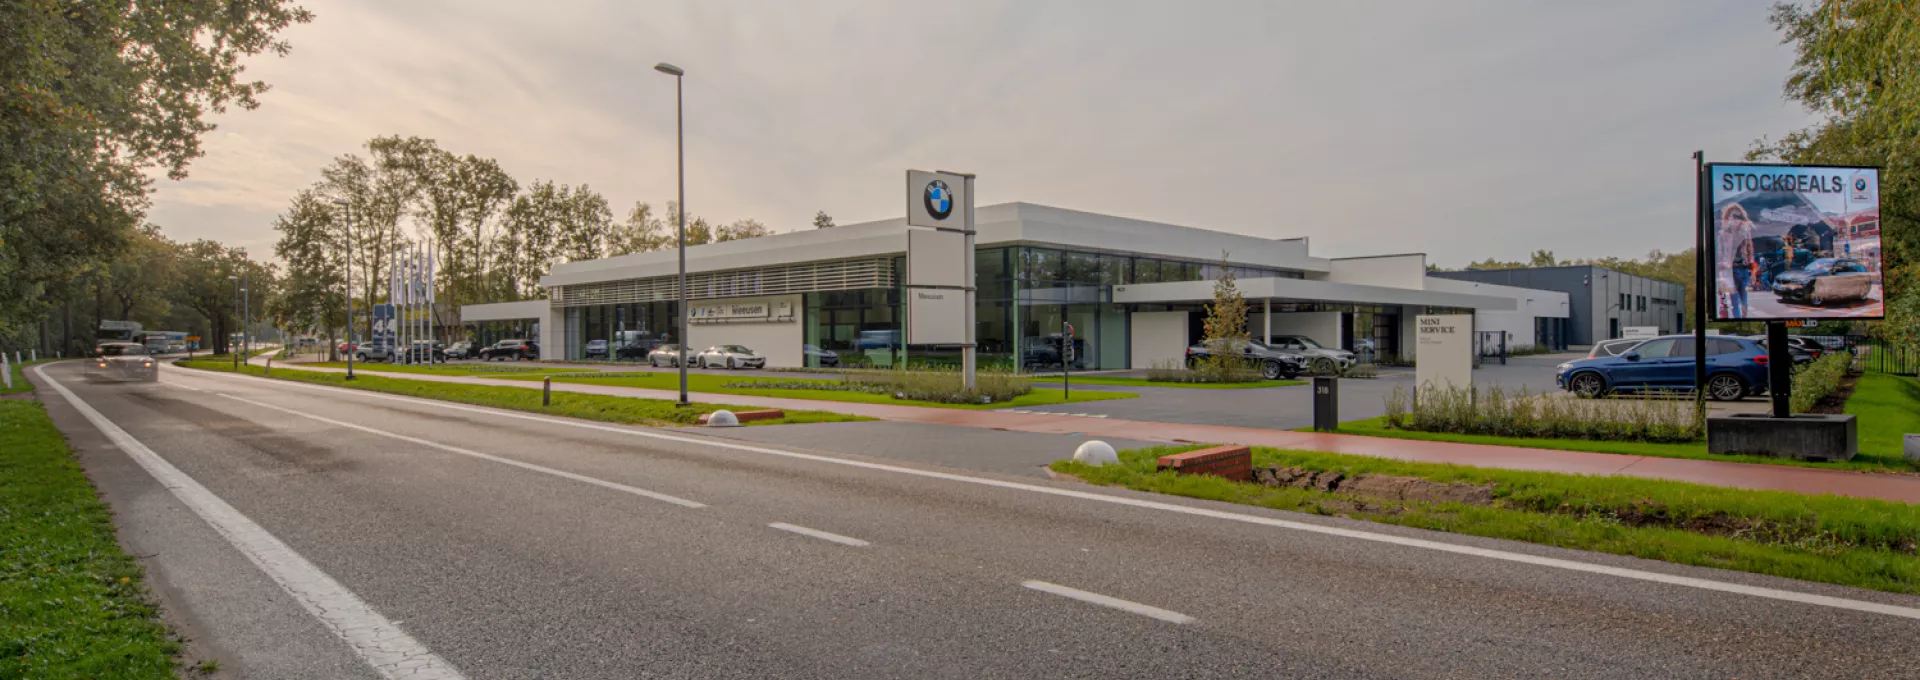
264,355,272,376
543,376,552,406
1073,440,1118,466
29,349,35,362
704,410,740,427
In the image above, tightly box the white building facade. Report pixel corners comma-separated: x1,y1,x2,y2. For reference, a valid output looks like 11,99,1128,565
463,203,1569,368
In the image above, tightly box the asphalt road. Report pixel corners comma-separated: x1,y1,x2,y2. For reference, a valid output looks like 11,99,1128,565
32,361,1920,679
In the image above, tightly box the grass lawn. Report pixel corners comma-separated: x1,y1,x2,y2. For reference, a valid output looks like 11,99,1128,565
1848,373,1920,466
0,399,179,677
1032,375,1306,390
3,358,55,395
299,361,581,378
1314,415,1912,472
512,373,1138,410
1055,444,1920,595
175,359,867,427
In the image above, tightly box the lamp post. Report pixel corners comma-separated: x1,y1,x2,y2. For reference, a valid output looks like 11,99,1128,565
655,61,689,406
333,199,356,380
241,251,250,362
228,275,241,371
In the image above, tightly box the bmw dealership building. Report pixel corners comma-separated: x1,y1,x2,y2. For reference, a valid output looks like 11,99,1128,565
462,202,1571,369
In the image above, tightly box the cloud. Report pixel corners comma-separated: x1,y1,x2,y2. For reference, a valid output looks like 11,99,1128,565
147,0,1816,268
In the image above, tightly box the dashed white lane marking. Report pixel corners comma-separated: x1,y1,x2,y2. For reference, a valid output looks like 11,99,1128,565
214,392,706,509
1022,580,1195,624
35,365,469,680
769,522,871,547
177,367,1920,622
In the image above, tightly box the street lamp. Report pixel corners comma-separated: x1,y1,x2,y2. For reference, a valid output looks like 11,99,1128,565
655,61,689,406
333,199,356,380
228,275,241,371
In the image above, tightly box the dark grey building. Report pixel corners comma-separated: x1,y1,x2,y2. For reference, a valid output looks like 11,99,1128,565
1431,266,1685,347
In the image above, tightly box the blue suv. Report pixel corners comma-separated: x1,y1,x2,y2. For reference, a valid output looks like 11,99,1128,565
1555,335,1770,401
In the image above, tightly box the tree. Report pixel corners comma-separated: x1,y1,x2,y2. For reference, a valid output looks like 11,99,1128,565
610,202,669,255
322,135,439,304
101,226,180,323
813,211,836,229
557,184,615,262
172,241,270,355
498,181,567,298
0,0,311,340
418,150,517,307
1528,250,1560,267
1753,1,1918,342
1201,252,1250,376
272,190,347,357
716,218,773,242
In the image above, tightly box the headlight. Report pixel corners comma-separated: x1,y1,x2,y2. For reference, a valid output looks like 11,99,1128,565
1556,363,1573,371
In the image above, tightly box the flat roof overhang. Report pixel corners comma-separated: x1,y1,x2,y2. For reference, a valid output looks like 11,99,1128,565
1113,277,1519,311
460,299,549,322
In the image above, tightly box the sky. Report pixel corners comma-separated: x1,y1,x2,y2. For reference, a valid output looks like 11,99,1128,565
146,0,1820,269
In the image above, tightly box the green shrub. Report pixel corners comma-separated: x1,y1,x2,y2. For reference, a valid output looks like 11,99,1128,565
1145,359,1263,384
1384,384,1702,443
728,368,1032,404
1790,351,1851,413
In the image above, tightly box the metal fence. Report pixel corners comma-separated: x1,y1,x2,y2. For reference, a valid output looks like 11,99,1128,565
1858,337,1920,375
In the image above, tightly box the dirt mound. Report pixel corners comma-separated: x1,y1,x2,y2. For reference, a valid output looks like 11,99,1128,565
1252,466,1495,506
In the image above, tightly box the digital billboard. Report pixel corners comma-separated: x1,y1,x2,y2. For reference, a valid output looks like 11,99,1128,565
1708,163,1881,321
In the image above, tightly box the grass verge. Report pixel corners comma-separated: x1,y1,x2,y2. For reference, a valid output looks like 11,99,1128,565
1847,373,1920,465
175,359,868,427
297,361,582,377
1054,444,1920,595
4,358,55,395
508,373,1136,410
1032,375,1306,390
1313,415,1911,472
0,399,179,677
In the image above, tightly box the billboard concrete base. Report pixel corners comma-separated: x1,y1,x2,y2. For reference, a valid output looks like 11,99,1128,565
1707,413,1857,462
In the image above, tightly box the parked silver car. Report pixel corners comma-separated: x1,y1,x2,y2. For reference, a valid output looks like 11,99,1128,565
1265,335,1356,373
695,345,765,370
646,344,687,367
90,342,158,382
1771,258,1873,306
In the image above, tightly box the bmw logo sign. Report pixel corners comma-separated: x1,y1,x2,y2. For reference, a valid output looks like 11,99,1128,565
1856,178,1870,191
923,180,953,220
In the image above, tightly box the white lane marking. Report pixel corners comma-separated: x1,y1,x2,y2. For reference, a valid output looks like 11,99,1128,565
769,522,871,547
176,367,1920,621
213,392,706,509
34,365,469,680
1022,580,1195,624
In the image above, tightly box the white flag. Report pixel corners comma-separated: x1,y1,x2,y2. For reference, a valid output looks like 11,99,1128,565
427,242,436,304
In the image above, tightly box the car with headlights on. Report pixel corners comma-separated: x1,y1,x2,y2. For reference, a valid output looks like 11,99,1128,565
694,345,765,370
90,342,158,382
1555,334,1768,401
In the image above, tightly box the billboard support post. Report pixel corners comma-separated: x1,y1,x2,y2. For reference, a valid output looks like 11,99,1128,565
1767,321,1792,418
1692,151,1708,417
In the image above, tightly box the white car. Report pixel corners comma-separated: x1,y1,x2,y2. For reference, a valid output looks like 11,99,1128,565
694,345,765,370
90,342,159,382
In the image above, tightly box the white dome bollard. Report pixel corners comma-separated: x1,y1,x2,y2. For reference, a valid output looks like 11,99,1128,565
1072,440,1118,466
705,410,741,427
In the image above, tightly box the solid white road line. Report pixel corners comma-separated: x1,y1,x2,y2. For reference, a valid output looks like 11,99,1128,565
212,392,706,509
1022,580,1195,624
175,367,1920,621
35,365,469,680
769,522,871,547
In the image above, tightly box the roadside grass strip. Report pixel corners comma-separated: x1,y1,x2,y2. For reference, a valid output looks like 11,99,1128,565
174,359,866,427
0,399,179,678
1846,373,1920,468
1054,445,1920,595
516,373,1136,410
1031,375,1307,390
1319,416,1911,472
298,362,580,377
